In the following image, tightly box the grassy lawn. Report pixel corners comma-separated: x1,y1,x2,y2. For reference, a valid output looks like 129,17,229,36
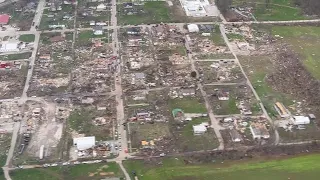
239,55,293,118
118,2,171,25
0,134,11,167
209,25,226,46
10,162,124,180
168,97,207,113
68,108,112,141
233,0,308,21
19,34,35,42
227,33,245,41
124,154,320,180
0,52,32,61
278,122,320,143
129,122,170,149
172,117,219,151
39,5,75,30
271,26,320,79
215,96,240,115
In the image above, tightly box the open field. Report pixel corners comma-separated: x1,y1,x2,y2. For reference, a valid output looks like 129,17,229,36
168,97,207,114
10,162,124,180
124,154,320,180
233,0,309,21
19,34,35,43
270,26,320,79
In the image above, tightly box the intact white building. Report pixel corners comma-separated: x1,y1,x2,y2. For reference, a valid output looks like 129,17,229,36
0,42,19,52
193,122,208,135
187,24,199,33
291,116,310,125
73,136,96,150
179,0,219,17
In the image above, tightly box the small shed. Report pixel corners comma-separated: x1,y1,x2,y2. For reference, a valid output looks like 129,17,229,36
187,24,199,33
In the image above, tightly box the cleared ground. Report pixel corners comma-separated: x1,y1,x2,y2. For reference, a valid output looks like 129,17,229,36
124,154,320,180
10,162,123,180
239,55,293,118
271,26,320,79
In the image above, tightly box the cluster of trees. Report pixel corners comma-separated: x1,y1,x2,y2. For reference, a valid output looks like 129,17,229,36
294,0,320,15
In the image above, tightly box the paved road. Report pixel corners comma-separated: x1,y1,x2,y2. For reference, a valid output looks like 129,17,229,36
219,24,279,145
110,0,131,179
21,33,40,99
195,58,236,62
184,30,225,150
2,122,21,180
30,0,46,31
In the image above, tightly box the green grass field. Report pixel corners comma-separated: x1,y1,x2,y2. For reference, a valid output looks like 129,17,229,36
19,34,35,42
0,52,32,61
271,26,320,79
173,117,219,151
124,154,320,180
10,162,123,180
234,0,308,21
118,2,171,25
168,97,207,113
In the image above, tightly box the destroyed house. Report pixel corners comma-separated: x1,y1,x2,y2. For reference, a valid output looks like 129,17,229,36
180,88,195,96
136,111,150,120
218,90,229,100
250,123,270,139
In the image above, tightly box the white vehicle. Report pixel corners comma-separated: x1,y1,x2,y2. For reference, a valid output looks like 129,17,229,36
73,161,80,165
62,162,69,166
118,136,121,139
51,163,58,167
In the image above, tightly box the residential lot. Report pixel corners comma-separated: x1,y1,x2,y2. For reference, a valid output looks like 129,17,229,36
39,1,75,30
27,32,73,96
126,89,219,154
186,24,234,60
73,29,115,94
195,60,245,84
77,1,111,28
0,1,36,31
120,25,194,91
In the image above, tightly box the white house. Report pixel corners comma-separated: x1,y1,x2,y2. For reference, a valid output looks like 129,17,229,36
187,24,199,33
291,116,310,125
73,136,95,150
96,3,106,11
193,122,208,135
